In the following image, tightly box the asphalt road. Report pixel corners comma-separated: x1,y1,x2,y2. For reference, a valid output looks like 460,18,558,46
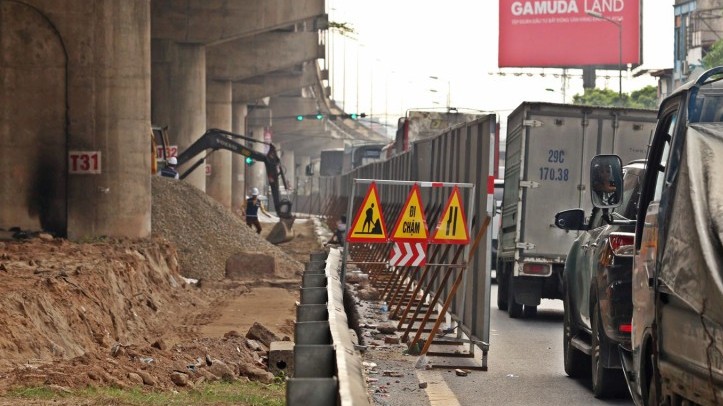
364,283,636,406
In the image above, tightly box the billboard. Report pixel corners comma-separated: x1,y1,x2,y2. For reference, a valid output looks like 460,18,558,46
499,0,641,68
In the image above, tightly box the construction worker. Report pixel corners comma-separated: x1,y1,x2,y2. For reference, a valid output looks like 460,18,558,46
325,215,347,245
244,187,263,234
159,157,179,179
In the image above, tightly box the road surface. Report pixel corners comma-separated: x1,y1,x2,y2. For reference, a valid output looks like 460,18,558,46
364,284,635,406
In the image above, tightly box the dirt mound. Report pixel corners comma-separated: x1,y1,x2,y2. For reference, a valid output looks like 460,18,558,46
151,176,303,281
0,177,321,396
0,238,203,388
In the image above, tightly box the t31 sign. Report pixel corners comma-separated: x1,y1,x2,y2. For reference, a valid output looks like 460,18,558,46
68,151,101,174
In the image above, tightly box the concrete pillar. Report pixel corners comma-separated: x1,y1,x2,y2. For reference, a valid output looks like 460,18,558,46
206,79,232,208
0,1,151,239
0,1,67,235
246,107,272,199
70,1,152,239
280,148,295,191
151,39,206,190
232,103,248,212
297,156,312,195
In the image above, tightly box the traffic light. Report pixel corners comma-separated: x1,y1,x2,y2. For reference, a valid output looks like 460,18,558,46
293,113,366,121
245,156,255,166
294,113,325,120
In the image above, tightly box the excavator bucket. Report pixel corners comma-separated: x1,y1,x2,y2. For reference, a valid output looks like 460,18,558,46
265,217,295,245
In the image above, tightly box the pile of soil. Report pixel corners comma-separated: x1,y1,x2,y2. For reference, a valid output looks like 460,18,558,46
0,177,323,396
151,176,303,281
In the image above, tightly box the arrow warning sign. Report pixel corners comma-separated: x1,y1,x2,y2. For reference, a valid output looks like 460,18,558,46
431,185,470,244
390,184,428,242
347,182,388,243
388,241,427,267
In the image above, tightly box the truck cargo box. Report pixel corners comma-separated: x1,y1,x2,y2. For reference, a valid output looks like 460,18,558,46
497,102,657,318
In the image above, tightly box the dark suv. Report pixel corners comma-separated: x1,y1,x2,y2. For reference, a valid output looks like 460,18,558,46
554,160,646,398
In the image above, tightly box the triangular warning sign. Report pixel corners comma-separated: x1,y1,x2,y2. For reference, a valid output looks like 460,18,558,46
390,184,428,242
347,182,388,243
431,186,470,244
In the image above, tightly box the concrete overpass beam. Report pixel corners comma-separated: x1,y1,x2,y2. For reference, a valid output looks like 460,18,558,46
152,0,326,44
232,61,318,104
206,79,233,209
207,32,324,81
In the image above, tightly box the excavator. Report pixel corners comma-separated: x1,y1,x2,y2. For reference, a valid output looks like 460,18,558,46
153,127,295,244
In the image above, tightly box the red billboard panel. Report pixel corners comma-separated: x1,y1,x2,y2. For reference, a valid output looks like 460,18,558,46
499,0,641,68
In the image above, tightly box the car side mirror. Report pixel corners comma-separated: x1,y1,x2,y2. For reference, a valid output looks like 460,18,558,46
590,155,623,209
554,209,587,231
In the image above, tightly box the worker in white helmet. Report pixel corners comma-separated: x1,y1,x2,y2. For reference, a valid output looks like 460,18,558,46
244,187,263,234
159,156,179,179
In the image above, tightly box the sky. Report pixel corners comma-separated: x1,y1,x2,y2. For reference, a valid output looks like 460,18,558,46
326,0,675,137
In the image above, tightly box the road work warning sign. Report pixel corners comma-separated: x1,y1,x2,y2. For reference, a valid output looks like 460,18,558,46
390,184,428,242
347,182,388,243
431,185,470,244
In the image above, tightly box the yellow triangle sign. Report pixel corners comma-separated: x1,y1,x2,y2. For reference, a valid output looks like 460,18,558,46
347,182,388,243
431,186,470,244
390,184,428,242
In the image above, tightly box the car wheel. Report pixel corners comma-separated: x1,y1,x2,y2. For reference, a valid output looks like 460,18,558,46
523,305,537,318
563,291,588,378
591,301,625,398
507,272,523,318
497,264,508,311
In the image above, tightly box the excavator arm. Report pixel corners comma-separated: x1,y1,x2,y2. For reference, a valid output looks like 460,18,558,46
174,128,292,219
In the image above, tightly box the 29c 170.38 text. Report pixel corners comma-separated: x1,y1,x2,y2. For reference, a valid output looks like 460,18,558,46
539,167,570,181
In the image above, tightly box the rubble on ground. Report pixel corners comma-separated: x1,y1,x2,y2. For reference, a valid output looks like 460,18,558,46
0,176,316,395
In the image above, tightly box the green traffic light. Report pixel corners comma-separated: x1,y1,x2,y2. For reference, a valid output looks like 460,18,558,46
315,113,324,120
350,113,358,119
245,156,255,166
296,115,304,121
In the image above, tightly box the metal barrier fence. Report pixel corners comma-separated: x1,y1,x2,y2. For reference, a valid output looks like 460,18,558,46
316,115,497,365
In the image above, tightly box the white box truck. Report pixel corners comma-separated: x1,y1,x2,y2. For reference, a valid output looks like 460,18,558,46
496,102,657,318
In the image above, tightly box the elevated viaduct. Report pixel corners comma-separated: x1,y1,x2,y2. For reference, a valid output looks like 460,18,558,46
0,0,385,239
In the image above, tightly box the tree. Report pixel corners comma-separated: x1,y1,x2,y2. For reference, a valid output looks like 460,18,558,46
572,88,621,107
572,85,658,109
629,86,659,109
329,21,355,37
702,38,723,69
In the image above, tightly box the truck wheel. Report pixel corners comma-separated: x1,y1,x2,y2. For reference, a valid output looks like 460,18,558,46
523,305,537,318
563,291,588,378
591,301,624,398
507,272,523,318
497,265,508,311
